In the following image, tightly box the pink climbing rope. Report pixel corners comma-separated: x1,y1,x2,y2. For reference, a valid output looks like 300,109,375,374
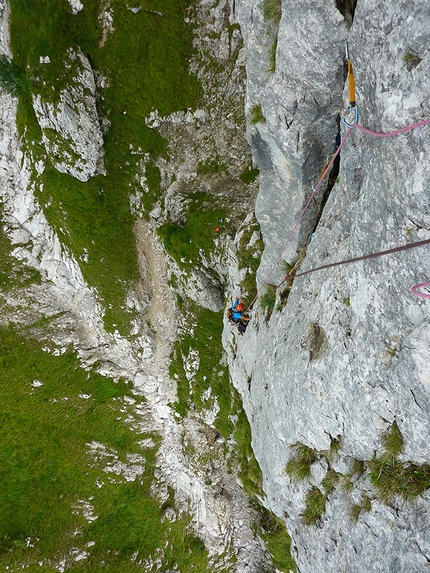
244,128,353,313
411,282,430,299
243,112,430,312
353,117,430,138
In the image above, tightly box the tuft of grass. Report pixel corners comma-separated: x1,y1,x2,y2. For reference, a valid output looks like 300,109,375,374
381,421,403,458
403,52,422,71
350,458,365,477
269,37,277,73
260,284,277,320
301,487,326,526
350,494,372,522
322,469,341,495
285,443,319,483
325,435,342,462
368,422,430,502
369,458,430,502
261,0,282,25
250,104,265,125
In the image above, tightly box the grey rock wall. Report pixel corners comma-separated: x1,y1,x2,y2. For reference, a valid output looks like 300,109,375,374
227,0,430,571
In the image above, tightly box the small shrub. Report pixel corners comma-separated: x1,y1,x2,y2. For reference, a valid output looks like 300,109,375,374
262,0,282,25
343,297,350,306
285,443,319,483
301,487,326,526
403,52,422,71
269,37,277,73
250,104,265,125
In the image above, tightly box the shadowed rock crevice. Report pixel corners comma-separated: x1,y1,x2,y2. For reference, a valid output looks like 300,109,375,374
335,0,357,27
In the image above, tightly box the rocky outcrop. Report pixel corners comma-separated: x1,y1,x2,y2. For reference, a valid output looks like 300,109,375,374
226,0,430,572
32,47,105,181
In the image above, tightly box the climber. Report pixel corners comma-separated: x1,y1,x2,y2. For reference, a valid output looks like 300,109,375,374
226,297,251,334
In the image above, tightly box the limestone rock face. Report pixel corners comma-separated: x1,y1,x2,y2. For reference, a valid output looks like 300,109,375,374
226,0,430,571
32,47,105,182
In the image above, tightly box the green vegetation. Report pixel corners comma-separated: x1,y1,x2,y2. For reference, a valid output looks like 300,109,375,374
197,156,228,175
343,297,351,306
368,422,430,502
285,443,319,483
9,0,202,334
350,494,372,522
0,54,28,96
236,218,264,302
157,192,227,272
403,52,422,71
322,469,341,495
260,284,277,320
301,487,326,526
169,300,264,496
261,0,282,25
240,164,259,185
0,208,41,292
269,37,277,73
250,104,265,125
255,504,296,572
0,326,213,571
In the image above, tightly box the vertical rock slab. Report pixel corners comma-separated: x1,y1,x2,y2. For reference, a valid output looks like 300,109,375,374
32,47,105,182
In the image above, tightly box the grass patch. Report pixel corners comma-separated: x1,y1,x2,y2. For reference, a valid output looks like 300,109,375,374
256,504,296,572
250,104,265,125
239,164,259,184
235,406,264,496
261,0,282,25
170,301,234,436
157,191,227,271
260,284,277,320
269,37,277,73
322,469,341,495
169,299,264,496
285,443,319,483
0,54,28,96
368,421,430,502
0,325,213,571
381,421,403,458
301,487,326,526
9,0,202,334
350,494,372,522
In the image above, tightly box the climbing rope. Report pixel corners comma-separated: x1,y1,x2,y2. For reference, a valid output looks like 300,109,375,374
411,282,430,299
241,43,430,313
244,110,430,313
290,238,430,280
